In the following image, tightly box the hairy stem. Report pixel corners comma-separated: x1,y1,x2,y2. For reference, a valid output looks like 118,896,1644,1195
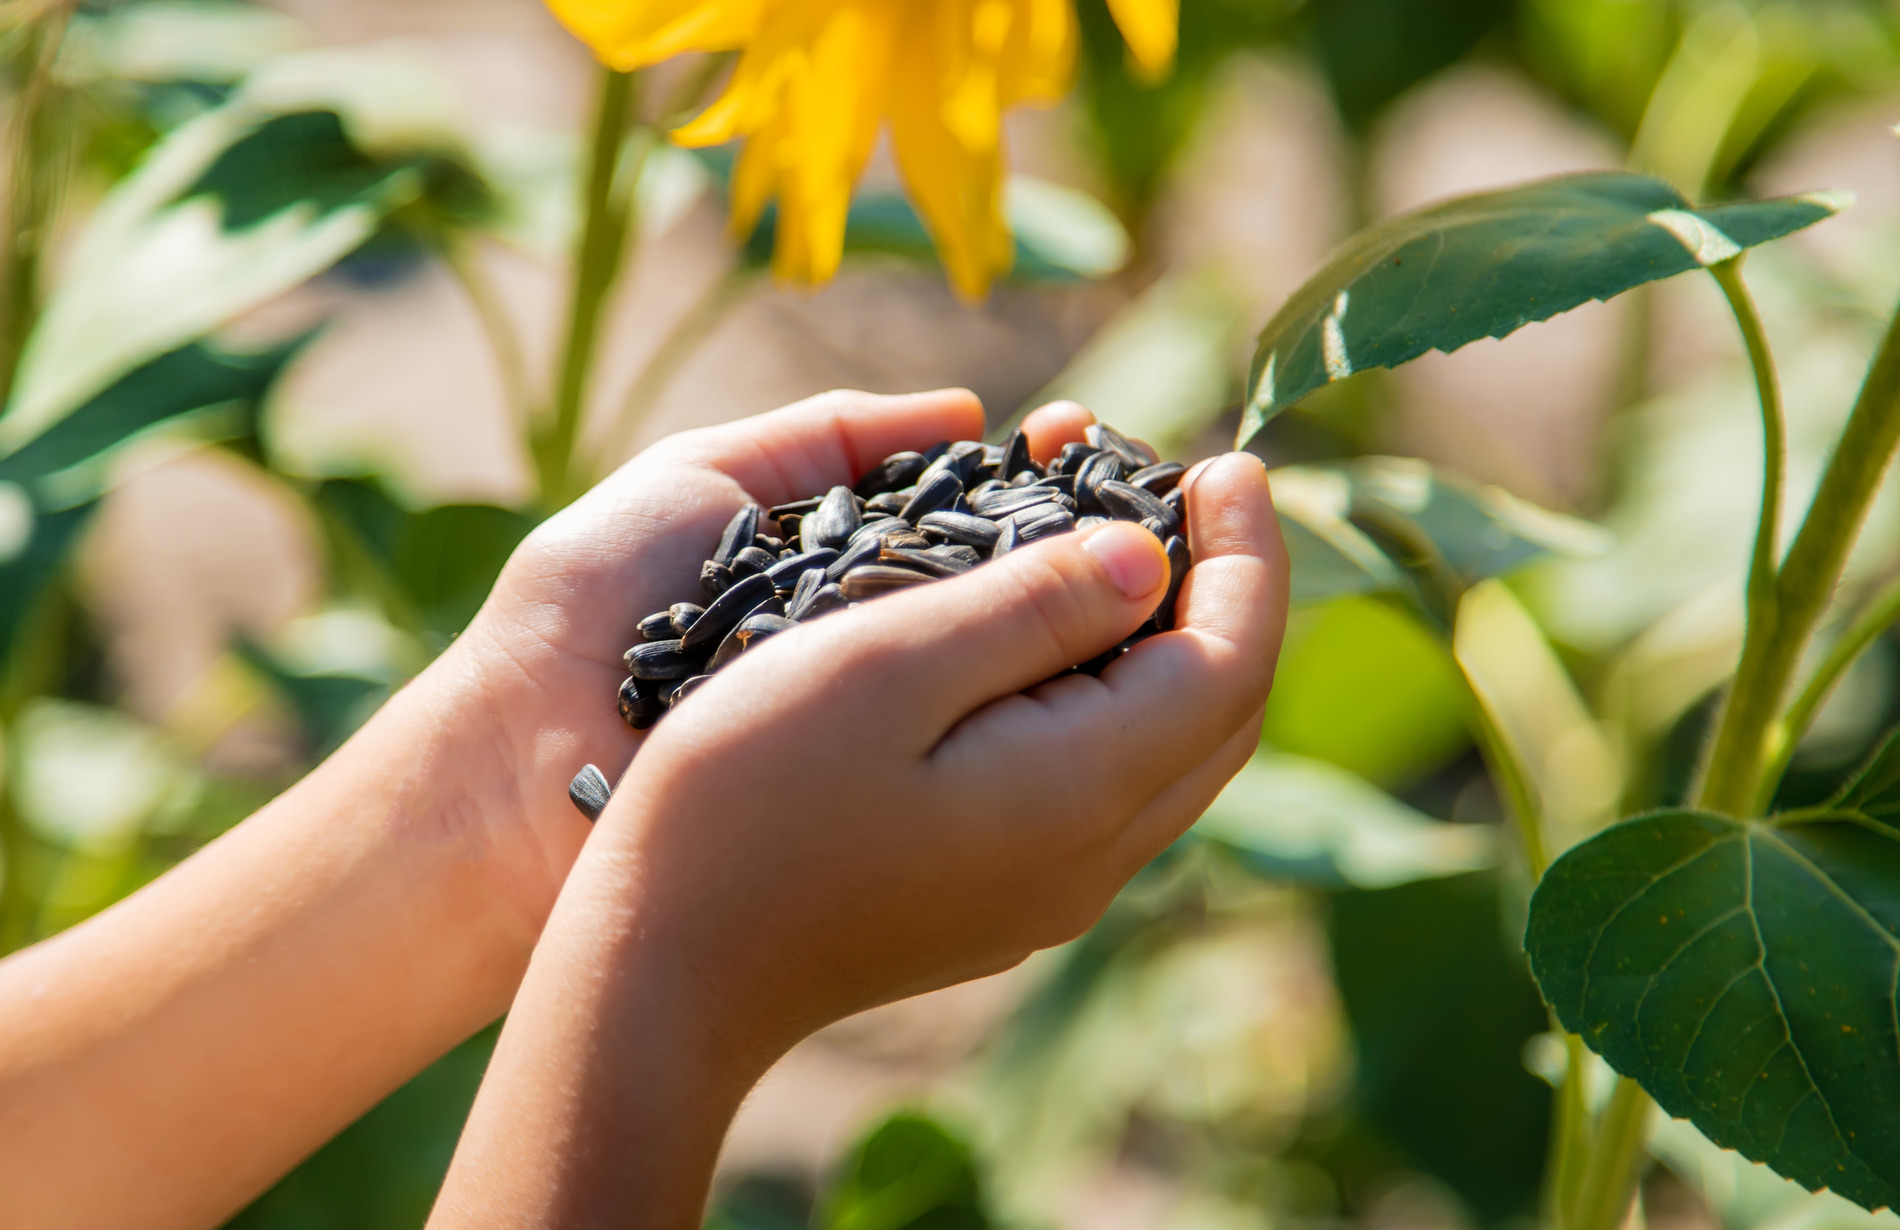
535,66,640,511
1704,291,1900,815
1755,572,1900,813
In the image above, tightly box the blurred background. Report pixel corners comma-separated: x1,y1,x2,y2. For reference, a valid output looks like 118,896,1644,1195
5,1,1900,1228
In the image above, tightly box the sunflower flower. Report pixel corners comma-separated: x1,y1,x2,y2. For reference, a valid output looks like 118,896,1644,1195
545,0,1177,299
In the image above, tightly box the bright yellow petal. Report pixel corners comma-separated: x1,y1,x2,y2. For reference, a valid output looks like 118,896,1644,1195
1105,0,1177,80
544,0,760,71
999,0,1075,104
889,11,1013,300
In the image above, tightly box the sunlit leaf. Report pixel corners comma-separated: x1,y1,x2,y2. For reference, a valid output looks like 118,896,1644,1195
819,1112,989,1230
8,699,193,853
1194,752,1494,888
1526,791,1900,1211
1238,173,1851,446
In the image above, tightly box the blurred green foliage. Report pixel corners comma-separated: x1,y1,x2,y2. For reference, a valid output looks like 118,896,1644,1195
3,0,1900,1228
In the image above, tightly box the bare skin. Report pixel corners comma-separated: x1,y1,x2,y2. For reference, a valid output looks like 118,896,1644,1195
0,389,1287,1230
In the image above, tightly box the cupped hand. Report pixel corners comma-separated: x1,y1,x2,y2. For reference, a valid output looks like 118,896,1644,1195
441,388,989,933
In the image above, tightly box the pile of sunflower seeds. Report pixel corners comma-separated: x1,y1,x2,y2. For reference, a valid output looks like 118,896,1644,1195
568,423,1190,821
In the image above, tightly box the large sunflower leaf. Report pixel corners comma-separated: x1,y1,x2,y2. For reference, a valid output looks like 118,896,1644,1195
1237,173,1850,446
1525,806,1900,1212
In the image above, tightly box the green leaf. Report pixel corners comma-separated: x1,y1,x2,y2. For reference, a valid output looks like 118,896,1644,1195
1238,173,1852,447
1526,806,1900,1212
1332,872,1555,1221
819,1112,989,1230
232,639,388,760
1193,752,1494,888
1269,458,1609,606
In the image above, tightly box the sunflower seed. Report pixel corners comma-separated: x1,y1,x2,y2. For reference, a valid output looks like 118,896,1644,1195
827,533,885,582
674,673,713,703
880,527,931,551
618,676,665,729
668,602,705,636
1076,515,1108,531
1011,502,1077,542
1053,441,1094,475
714,504,761,569
625,638,703,681
999,428,1035,479
927,543,982,568
786,567,828,618
1075,450,1125,516
636,611,675,642
1155,535,1191,630
700,558,733,598
800,582,851,619
682,570,777,651
992,518,1023,558
1009,468,1043,488
918,510,1001,550
1128,461,1185,496
1086,422,1154,469
754,534,785,554
970,484,1061,518
1097,479,1180,537
568,764,611,822
765,548,839,590
854,451,930,498
731,545,778,577
866,491,911,516
880,546,972,578
1041,472,1077,497
899,468,962,522
841,564,932,598
769,496,824,519
801,485,862,552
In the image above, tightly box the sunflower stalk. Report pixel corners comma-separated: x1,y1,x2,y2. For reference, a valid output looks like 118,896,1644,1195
535,65,643,511
0,2,69,407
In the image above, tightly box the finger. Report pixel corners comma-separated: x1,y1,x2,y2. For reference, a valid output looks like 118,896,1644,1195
647,387,986,505
801,521,1170,742
939,454,1287,806
1019,399,1094,465
1111,709,1263,876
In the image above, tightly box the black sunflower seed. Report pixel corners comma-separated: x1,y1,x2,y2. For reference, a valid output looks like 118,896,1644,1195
674,673,713,703
999,427,1035,479
1011,502,1077,542
918,510,1001,550
618,676,665,729
700,559,733,598
1086,422,1154,469
765,548,839,590
1053,442,1094,475
1128,461,1185,496
681,570,777,651
970,484,1061,519
568,764,611,822
927,543,982,568
880,546,972,578
731,545,778,577
709,611,798,671
827,533,885,582
786,567,828,618
1155,535,1191,630
714,504,761,569
769,496,824,519
636,611,675,642
841,564,932,599
866,491,911,516
992,518,1023,558
1098,479,1180,537
899,468,962,522
1075,451,1125,517
668,602,705,636
800,582,851,619
625,638,703,681
801,485,862,551
854,451,930,498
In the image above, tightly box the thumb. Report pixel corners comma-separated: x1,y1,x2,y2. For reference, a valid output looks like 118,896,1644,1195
833,521,1171,731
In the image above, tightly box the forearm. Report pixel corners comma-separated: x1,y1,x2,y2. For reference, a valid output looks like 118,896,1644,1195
430,809,773,1230
0,645,569,1230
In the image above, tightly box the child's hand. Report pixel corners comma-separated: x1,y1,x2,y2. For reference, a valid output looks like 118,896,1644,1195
448,388,990,932
433,399,1288,1228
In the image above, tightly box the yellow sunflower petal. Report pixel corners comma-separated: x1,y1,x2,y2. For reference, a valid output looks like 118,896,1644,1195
999,0,1075,104
889,8,1013,300
1105,0,1177,80
545,0,760,71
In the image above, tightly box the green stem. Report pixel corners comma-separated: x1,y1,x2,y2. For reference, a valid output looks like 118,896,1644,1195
1551,1032,1592,1230
1573,1077,1652,1230
0,4,69,406
1754,572,1900,813
1465,684,1547,880
1703,291,1900,815
535,66,640,511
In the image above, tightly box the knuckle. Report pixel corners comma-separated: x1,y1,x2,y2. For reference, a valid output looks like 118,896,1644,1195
1006,551,1102,667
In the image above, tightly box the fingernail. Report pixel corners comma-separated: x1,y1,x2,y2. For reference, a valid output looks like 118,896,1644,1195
1084,523,1167,598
